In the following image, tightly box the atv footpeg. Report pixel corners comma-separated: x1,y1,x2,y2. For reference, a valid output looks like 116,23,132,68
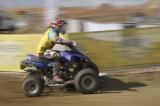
46,80,74,87
65,80,74,85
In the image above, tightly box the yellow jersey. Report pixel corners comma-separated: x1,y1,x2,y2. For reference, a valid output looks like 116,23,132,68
36,28,69,54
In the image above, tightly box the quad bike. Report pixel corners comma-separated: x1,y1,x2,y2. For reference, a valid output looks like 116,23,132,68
20,41,99,97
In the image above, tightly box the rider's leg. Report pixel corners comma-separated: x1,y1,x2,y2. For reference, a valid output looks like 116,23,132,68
54,62,63,82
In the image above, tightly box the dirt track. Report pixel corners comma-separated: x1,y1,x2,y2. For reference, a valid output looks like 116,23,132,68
0,71,160,106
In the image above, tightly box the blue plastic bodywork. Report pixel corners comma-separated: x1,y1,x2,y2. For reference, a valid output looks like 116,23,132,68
22,59,49,69
60,50,88,62
22,50,89,70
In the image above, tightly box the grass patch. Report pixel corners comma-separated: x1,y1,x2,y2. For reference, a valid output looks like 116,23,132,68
70,27,160,70
0,27,160,71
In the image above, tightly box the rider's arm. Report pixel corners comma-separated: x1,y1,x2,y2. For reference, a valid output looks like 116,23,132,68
53,38,73,46
48,29,72,45
55,37,68,44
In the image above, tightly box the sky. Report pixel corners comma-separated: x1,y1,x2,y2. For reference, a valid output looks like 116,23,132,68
0,0,148,9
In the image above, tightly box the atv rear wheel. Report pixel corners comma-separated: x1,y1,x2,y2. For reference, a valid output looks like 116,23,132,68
22,75,44,97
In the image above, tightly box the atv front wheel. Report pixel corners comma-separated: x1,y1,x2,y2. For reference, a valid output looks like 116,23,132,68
75,68,99,94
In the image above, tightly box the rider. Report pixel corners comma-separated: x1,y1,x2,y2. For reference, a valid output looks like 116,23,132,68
37,18,70,82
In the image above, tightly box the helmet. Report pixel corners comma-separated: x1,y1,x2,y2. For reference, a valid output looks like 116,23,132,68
50,18,67,34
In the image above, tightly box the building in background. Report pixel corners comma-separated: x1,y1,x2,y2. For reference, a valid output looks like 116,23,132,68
0,0,159,33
